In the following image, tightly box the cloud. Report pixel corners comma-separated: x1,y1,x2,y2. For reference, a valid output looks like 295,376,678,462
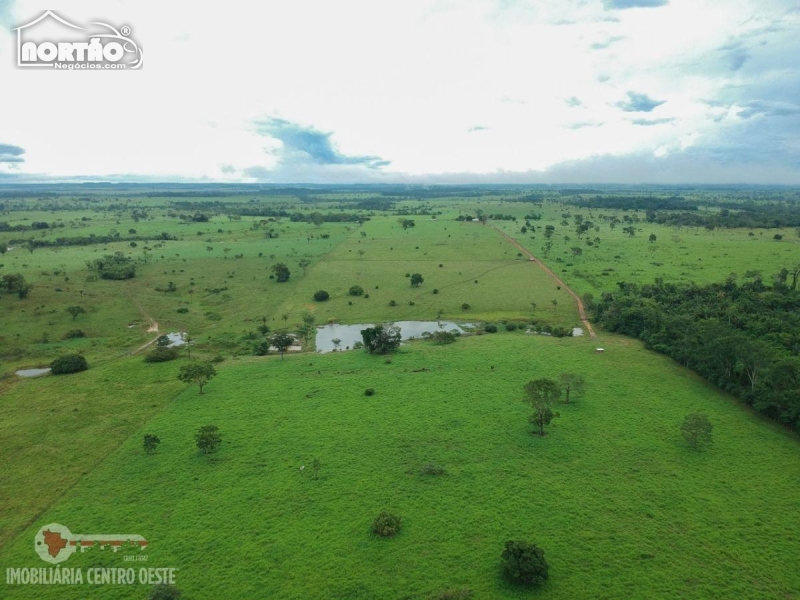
602,0,668,9
630,117,674,126
0,143,25,163
252,118,389,169
565,97,582,107
466,125,488,132
617,92,666,112
590,36,625,50
0,0,15,26
219,164,236,174
737,101,800,119
566,121,604,129
718,41,752,71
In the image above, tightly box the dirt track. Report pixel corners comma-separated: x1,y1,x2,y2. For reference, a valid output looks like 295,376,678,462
491,226,597,338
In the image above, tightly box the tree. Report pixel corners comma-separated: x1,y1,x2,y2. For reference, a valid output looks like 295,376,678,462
311,457,322,480
523,379,561,435
313,290,330,301
358,249,366,259
551,299,558,315
156,334,171,347
143,434,160,455
570,247,583,258
348,285,365,296
297,312,316,347
559,373,585,404
649,233,657,243
66,305,86,320
178,362,217,394
331,338,342,351
410,273,424,287
270,332,295,359
272,263,290,282
361,324,402,355
299,259,311,275
50,354,89,375
372,512,402,536
681,413,713,449
195,425,221,454
501,540,549,587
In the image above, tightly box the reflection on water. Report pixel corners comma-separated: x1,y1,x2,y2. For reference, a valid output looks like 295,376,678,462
315,321,469,353
16,368,51,377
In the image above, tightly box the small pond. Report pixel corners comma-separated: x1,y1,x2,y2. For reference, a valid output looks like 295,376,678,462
16,368,51,378
316,321,470,353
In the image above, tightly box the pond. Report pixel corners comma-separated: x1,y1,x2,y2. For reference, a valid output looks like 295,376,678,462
16,368,51,378
315,321,469,353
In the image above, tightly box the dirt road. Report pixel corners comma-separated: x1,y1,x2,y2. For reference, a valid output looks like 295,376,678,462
492,225,597,338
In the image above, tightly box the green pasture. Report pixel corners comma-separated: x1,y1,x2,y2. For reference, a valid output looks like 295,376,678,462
1,333,798,599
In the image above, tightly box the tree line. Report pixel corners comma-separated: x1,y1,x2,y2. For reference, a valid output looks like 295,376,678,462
593,273,800,429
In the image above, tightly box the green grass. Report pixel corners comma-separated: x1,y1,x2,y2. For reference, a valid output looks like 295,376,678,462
2,333,798,599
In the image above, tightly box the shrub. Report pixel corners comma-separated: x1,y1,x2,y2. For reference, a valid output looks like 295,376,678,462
681,413,713,449
313,290,330,301
147,584,182,600
372,512,402,537
419,463,447,475
145,347,179,363
364,294,370,299
431,331,456,345
433,288,439,294
63,329,86,340
501,540,549,587
143,434,160,455
389,300,397,307
348,285,365,296
461,303,470,310
156,335,171,347
195,425,221,454
176,307,189,314
364,388,375,396
484,324,498,333
505,323,518,331
50,354,88,375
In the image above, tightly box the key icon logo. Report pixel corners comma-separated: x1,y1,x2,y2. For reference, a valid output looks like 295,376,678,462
35,523,149,564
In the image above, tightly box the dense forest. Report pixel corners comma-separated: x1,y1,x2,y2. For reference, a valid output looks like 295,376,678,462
594,272,800,429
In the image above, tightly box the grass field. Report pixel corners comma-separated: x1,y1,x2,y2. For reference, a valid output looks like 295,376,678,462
2,190,799,599
2,332,799,599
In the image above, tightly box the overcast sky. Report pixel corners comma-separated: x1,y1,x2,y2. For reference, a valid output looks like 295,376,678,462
1,0,799,184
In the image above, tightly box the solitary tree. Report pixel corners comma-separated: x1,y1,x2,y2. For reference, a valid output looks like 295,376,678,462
270,332,295,359
195,425,222,454
178,362,217,394
523,379,561,435
361,324,402,355
681,413,713,449
649,233,657,243
410,273,424,287
559,373,585,404
272,263,291,282
501,540,549,587
299,259,311,275
66,305,86,320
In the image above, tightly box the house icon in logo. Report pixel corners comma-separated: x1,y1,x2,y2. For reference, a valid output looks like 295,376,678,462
14,11,85,68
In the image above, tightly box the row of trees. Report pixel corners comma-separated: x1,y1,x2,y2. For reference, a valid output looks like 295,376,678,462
594,274,800,429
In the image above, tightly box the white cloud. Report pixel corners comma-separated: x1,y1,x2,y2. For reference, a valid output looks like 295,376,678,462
0,0,798,182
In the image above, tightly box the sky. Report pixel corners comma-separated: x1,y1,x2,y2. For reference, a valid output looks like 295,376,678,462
1,0,799,184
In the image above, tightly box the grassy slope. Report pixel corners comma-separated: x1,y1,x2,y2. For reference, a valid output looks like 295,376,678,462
2,333,798,600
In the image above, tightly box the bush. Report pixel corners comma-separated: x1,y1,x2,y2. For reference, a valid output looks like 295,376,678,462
50,354,88,375
147,584,182,600
433,288,439,294
348,285,365,296
176,307,189,314
313,290,330,301
681,413,713,449
144,347,179,363
505,323,518,331
461,303,470,310
501,540,549,587
143,434,160,455
419,463,447,475
430,331,456,345
484,324,498,333
389,300,397,307
372,512,401,537
63,329,86,340
195,425,222,454
364,388,375,396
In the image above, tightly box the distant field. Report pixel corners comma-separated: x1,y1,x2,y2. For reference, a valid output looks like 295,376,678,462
1,333,798,599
